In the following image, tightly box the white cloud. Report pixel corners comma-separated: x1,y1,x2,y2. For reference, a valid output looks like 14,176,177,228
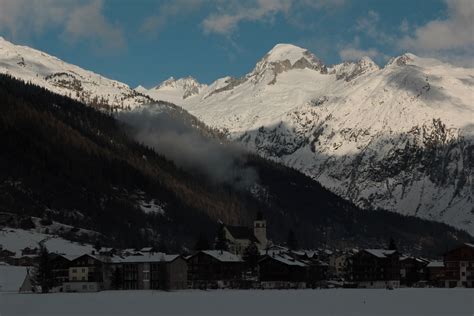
399,0,474,65
300,0,347,10
339,47,380,61
0,0,125,50
141,0,206,37
202,0,291,35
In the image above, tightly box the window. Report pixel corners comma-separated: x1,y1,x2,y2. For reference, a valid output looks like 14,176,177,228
82,276,86,281
89,285,94,290
143,271,150,281
82,268,86,273
82,284,87,290
72,276,77,281
72,269,77,273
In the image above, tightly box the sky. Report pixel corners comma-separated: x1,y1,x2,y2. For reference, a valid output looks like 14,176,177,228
0,0,472,88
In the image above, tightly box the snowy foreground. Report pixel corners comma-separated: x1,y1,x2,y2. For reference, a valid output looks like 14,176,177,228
0,289,472,316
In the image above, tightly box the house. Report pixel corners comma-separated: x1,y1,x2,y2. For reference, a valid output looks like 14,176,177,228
49,254,74,290
328,253,350,279
7,253,37,266
63,254,107,292
21,247,39,256
426,261,444,287
305,259,329,287
187,250,244,288
224,214,269,255
443,243,474,288
112,253,187,290
0,248,15,261
399,256,429,286
350,249,400,289
258,253,308,289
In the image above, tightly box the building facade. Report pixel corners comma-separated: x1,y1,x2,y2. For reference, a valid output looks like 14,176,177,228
350,249,400,289
443,243,474,288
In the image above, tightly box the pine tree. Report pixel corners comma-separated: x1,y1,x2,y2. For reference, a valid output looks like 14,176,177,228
215,224,228,251
194,233,210,251
243,242,260,270
287,229,298,251
32,244,53,293
388,237,397,251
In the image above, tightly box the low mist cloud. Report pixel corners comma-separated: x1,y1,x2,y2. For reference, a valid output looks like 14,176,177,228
117,107,258,189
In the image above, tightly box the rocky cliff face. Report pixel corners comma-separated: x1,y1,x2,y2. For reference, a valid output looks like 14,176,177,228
143,45,474,235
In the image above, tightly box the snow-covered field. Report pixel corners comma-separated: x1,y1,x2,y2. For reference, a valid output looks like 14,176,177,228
0,289,472,316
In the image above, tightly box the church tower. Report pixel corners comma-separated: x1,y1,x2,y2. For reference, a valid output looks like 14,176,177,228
253,212,267,248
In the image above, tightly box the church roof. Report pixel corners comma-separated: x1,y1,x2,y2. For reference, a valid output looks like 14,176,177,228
225,226,259,242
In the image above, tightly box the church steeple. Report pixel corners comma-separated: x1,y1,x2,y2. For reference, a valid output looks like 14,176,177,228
254,212,267,247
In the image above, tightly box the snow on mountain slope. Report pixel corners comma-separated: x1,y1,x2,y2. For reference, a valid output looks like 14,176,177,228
144,44,474,235
141,76,207,105
0,228,94,256
0,37,151,110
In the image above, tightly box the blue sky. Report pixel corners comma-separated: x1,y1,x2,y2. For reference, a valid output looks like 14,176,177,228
0,0,472,88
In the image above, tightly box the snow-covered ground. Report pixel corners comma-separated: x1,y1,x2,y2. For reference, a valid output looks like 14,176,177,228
0,289,472,316
0,266,28,292
0,228,94,256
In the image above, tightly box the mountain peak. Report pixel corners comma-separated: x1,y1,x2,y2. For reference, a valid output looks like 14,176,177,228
248,43,327,84
386,53,419,67
266,43,310,66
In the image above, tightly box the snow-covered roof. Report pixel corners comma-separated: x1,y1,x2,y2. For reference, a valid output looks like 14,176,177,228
112,253,180,264
427,261,444,268
200,250,243,263
262,253,307,267
364,249,397,258
140,247,153,252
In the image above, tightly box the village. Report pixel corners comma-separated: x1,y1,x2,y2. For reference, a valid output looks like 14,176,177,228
1,216,473,293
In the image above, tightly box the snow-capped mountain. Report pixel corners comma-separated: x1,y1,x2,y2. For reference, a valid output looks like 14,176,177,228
0,37,152,110
140,76,207,105
140,44,474,235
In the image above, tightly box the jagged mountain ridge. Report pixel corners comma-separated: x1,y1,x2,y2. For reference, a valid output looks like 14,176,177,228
0,37,153,111
139,44,474,235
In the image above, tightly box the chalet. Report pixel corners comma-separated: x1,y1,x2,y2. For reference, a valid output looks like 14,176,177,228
21,247,39,256
224,214,269,255
63,254,107,292
111,253,188,290
350,249,400,289
328,253,350,279
399,256,429,286
7,253,37,266
258,253,308,288
187,250,244,288
0,248,15,261
443,243,474,288
49,254,73,289
426,261,444,287
98,247,117,256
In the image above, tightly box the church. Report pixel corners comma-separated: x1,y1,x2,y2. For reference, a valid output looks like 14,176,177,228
223,214,269,255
